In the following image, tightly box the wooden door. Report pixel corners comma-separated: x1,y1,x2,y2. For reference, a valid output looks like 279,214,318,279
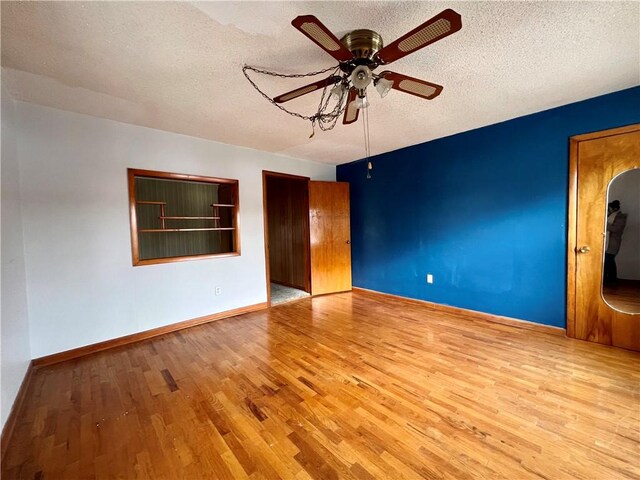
568,124,640,350
309,181,352,295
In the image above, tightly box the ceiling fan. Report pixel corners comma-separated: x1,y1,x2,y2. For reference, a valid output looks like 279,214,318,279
272,9,462,125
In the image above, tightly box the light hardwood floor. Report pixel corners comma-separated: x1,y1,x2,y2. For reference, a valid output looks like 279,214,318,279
3,290,639,479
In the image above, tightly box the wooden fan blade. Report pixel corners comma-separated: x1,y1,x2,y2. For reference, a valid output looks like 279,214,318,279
292,15,354,62
379,71,443,100
343,87,359,125
376,9,462,64
274,75,342,104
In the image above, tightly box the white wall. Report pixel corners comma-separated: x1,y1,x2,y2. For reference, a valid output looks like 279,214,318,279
1,87,32,430
14,102,334,358
608,168,640,280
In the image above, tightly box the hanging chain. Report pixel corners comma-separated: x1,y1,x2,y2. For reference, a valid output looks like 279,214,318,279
242,64,349,133
242,64,339,80
243,64,375,174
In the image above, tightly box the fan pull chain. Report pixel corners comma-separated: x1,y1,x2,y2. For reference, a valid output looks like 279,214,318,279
363,106,373,179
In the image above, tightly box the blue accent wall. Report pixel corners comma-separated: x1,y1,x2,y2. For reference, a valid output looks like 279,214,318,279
337,87,640,328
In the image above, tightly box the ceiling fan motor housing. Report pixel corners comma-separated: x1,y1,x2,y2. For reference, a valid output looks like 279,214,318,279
340,29,383,63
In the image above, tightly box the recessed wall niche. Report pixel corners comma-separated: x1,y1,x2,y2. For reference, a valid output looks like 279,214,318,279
128,169,240,266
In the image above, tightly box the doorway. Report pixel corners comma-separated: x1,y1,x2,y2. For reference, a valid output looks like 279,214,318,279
263,171,311,305
567,124,640,350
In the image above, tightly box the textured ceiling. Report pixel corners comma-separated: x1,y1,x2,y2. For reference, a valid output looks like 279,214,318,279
2,1,639,165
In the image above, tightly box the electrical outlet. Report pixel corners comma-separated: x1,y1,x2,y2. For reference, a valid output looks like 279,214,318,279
426,274,434,284
215,286,222,296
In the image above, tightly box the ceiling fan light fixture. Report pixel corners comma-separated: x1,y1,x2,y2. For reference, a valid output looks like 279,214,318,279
330,83,344,101
355,93,369,109
351,65,373,90
375,77,393,98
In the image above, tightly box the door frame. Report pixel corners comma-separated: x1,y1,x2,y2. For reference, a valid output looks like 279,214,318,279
566,123,640,338
262,170,311,307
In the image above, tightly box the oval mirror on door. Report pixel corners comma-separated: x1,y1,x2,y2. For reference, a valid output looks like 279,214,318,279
601,168,640,314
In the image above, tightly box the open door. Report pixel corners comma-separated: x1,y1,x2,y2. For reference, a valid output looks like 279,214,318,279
309,181,352,295
263,171,311,306
568,124,640,351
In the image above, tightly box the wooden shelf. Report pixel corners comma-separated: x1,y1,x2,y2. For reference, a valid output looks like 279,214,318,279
139,228,236,233
137,201,231,231
159,216,220,220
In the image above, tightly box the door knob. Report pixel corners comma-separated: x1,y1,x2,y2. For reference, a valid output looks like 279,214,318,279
346,240,351,244
578,246,591,254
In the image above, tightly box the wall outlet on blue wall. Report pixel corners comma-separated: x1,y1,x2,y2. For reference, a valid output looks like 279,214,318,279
426,274,434,284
